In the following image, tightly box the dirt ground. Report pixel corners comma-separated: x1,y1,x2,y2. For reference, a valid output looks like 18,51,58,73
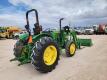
0,35,107,80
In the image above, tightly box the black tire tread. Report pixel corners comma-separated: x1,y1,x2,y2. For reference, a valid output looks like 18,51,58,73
14,40,24,57
65,40,76,57
31,37,60,73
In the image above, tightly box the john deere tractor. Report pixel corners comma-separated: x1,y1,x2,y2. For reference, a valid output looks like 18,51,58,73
11,9,92,73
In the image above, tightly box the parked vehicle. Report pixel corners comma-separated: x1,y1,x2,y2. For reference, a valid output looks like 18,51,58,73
93,24,107,34
104,25,107,34
0,27,20,39
74,29,85,35
84,29,94,35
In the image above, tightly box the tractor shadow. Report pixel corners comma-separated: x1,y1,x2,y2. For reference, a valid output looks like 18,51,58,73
60,47,86,58
0,38,7,40
15,62,47,75
60,49,67,57
79,46,86,49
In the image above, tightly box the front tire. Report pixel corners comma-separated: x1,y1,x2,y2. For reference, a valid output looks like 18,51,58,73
31,37,60,73
65,40,76,57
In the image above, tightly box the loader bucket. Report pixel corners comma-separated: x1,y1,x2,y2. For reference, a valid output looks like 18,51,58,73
77,38,92,47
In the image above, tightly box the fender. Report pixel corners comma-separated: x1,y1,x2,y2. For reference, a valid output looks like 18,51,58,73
32,33,52,43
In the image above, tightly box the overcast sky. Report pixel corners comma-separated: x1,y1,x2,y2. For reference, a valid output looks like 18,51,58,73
0,0,107,29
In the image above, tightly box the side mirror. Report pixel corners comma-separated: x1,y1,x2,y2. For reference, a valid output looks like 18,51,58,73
25,25,29,30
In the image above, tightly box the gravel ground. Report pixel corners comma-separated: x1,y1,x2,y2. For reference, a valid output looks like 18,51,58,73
0,35,107,80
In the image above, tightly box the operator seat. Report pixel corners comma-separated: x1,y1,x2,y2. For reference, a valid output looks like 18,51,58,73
33,23,42,35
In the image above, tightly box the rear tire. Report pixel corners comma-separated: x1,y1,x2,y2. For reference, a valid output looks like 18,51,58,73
31,37,60,73
14,40,24,58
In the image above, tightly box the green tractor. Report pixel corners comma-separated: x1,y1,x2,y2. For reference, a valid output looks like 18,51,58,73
11,9,92,73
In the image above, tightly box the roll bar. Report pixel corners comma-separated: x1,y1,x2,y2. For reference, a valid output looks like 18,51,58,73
25,9,40,35
26,9,39,27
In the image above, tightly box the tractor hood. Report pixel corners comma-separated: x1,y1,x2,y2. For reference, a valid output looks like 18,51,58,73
19,33,29,41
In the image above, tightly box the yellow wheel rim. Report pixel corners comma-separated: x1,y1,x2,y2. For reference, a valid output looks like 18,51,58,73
70,43,76,55
43,45,57,65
